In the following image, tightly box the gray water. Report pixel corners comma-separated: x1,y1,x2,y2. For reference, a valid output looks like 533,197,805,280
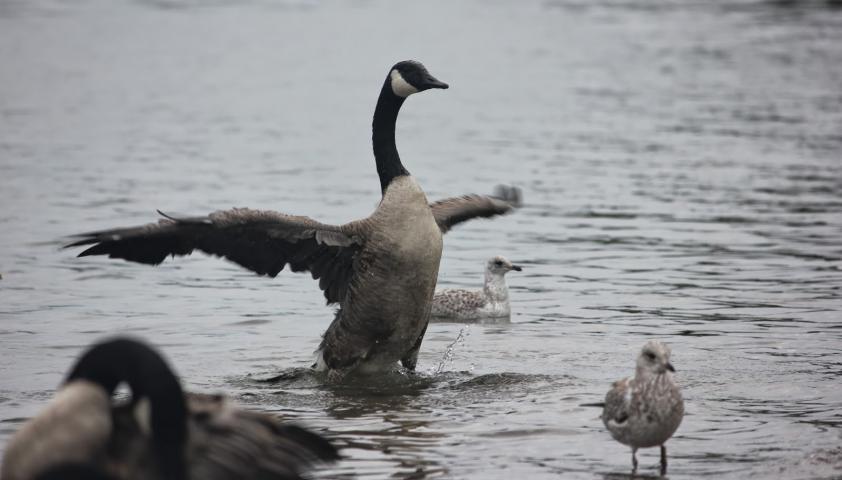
1,0,841,478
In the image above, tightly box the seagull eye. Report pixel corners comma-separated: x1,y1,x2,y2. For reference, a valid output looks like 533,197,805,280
644,351,656,361
494,261,503,266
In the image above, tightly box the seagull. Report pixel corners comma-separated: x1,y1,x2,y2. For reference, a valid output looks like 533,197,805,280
430,255,521,320
600,340,684,476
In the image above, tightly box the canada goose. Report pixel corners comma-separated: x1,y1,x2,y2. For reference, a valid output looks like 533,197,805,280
598,340,683,476
1,338,339,480
65,60,521,378
430,255,522,320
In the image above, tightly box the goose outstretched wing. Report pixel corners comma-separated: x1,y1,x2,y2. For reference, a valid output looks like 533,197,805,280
65,208,363,304
429,185,522,234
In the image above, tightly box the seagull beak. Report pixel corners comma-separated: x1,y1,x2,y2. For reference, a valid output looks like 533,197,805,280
666,363,675,372
510,264,523,271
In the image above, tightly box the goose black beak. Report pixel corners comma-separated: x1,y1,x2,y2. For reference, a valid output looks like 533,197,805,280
511,265,523,271
666,363,675,372
421,75,449,90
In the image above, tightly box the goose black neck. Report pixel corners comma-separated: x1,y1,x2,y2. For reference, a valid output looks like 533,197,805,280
373,79,410,194
67,338,188,480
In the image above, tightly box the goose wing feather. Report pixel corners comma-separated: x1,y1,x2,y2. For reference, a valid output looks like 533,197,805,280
64,208,363,304
429,185,522,234
104,393,339,480
184,393,339,480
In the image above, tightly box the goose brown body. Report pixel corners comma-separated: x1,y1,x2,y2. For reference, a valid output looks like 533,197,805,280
318,176,443,372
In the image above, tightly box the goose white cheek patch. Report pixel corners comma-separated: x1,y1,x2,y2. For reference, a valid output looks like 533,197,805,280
390,69,418,97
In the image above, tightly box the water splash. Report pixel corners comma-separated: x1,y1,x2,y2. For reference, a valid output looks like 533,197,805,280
429,325,471,375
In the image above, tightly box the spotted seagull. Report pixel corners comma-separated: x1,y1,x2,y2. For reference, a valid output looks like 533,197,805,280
430,255,522,320
601,340,684,476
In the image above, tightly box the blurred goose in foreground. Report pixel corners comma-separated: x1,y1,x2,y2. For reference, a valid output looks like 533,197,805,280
430,255,522,320
65,60,521,379
596,340,684,476
1,338,339,480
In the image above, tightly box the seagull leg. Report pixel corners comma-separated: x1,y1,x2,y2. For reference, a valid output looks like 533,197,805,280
631,447,638,476
660,445,668,476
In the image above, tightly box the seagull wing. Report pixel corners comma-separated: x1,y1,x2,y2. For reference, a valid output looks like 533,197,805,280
602,378,631,425
429,185,522,234
65,208,363,304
